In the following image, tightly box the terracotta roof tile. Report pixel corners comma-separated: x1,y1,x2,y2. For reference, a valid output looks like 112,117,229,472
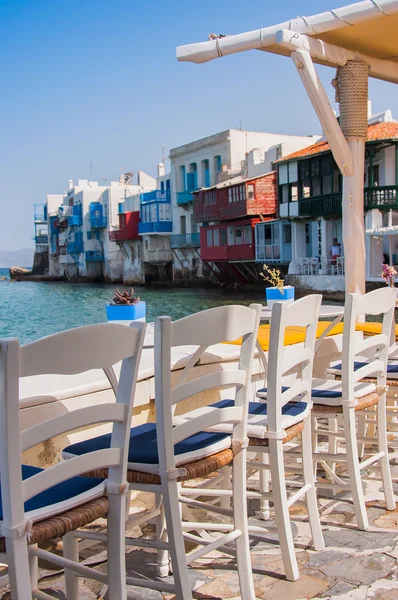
276,121,398,163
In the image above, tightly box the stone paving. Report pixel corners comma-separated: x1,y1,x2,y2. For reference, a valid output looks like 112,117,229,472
1,465,398,599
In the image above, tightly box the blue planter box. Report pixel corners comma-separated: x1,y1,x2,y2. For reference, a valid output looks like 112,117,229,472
265,286,295,308
106,301,146,322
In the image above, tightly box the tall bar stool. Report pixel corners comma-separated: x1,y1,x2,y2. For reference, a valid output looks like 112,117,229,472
311,288,397,530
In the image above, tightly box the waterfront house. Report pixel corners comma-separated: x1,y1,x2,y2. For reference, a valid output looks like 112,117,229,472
113,165,173,284
254,108,398,293
169,130,320,281
47,176,150,282
193,171,278,284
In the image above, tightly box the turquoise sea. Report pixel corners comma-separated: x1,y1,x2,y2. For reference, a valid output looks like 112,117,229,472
0,269,257,344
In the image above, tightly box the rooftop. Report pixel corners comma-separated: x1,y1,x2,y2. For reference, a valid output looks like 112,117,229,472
276,120,398,163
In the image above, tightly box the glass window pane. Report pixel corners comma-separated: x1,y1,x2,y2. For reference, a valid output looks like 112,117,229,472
220,228,226,245
244,224,252,244
227,226,234,245
235,227,243,245
213,229,220,246
291,185,298,202
281,185,289,204
206,229,213,246
283,224,292,244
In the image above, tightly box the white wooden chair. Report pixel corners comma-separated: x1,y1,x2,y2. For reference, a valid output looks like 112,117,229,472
311,288,397,530
252,295,325,581
63,304,262,600
175,296,324,582
0,322,146,600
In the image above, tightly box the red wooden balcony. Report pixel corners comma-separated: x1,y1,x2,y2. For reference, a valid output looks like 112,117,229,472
200,218,259,262
109,211,140,242
194,172,277,223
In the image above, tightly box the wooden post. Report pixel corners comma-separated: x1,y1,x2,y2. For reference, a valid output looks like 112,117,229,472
335,59,369,296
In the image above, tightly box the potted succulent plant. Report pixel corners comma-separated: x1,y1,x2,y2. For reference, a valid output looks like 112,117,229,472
106,288,146,322
261,264,295,308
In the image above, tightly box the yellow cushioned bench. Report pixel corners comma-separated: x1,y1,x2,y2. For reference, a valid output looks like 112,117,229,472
229,321,344,352
355,322,398,339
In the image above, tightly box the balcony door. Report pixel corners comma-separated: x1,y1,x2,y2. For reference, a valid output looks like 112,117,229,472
305,222,313,257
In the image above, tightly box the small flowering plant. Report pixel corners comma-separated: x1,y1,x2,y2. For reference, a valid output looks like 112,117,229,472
381,264,397,287
261,264,285,293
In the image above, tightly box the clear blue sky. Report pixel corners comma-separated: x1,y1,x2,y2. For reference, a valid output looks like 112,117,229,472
1,0,397,251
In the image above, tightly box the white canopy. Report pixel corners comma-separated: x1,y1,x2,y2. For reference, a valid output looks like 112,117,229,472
176,0,398,296
177,0,398,83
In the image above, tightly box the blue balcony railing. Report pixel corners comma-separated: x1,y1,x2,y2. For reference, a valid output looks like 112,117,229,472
35,234,49,245
176,190,194,205
86,250,104,262
138,221,173,235
67,204,83,226
67,241,83,254
90,215,108,229
140,190,170,203
170,233,200,248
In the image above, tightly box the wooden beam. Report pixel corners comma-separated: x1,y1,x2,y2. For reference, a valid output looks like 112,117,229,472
290,49,353,176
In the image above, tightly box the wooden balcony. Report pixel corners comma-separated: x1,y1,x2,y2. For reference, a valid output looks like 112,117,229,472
298,193,342,218
364,185,398,210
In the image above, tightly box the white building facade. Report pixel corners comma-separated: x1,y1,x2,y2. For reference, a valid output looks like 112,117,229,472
169,129,321,280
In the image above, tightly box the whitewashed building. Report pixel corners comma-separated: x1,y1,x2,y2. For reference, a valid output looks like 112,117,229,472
169,129,321,280
255,109,398,292
112,165,172,284
48,176,146,281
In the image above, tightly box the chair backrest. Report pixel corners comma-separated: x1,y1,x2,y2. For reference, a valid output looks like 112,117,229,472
341,287,397,399
0,322,146,532
266,295,322,434
154,304,262,473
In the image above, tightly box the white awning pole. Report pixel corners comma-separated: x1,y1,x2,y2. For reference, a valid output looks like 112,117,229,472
290,50,353,177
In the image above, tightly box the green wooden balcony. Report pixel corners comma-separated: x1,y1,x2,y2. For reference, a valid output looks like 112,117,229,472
298,193,342,218
364,185,398,210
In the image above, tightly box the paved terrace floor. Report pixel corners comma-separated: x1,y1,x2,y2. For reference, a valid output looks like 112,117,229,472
1,458,398,599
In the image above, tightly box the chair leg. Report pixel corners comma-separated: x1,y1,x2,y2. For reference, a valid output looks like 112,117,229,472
311,415,318,478
219,465,231,511
155,493,170,577
106,492,128,600
63,533,80,600
377,397,396,510
343,406,369,530
357,413,367,459
258,451,270,520
268,439,299,581
233,447,256,600
6,536,32,600
162,480,193,600
301,418,324,551
29,544,39,593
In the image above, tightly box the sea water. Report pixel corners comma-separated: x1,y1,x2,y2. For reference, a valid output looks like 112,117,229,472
0,273,257,344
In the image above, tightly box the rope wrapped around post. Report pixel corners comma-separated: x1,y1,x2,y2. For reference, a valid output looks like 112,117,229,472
332,59,369,141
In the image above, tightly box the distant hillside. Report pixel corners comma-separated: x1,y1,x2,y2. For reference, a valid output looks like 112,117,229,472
0,249,34,268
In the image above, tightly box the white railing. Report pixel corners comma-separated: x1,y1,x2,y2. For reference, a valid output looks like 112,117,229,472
58,232,68,246
147,249,173,262
59,206,73,217
292,257,345,276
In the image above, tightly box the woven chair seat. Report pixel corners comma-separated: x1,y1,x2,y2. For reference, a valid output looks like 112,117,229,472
0,496,109,553
313,392,379,414
248,420,305,446
84,448,235,486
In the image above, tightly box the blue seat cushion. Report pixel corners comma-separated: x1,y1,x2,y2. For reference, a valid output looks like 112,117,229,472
330,361,398,376
64,423,231,467
211,398,308,418
257,384,342,399
0,465,104,521
311,388,342,399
